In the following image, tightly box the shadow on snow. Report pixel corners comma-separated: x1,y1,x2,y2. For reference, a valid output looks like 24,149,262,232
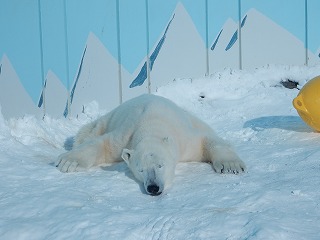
243,116,313,133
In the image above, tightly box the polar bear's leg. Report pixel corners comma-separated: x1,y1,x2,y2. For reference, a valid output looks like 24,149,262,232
203,136,246,174
56,134,119,173
74,117,108,146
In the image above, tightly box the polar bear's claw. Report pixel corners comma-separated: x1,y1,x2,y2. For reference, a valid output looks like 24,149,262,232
213,159,246,174
56,151,90,173
56,153,78,173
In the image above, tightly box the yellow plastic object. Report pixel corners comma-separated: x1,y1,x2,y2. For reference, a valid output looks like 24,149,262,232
293,75,320,132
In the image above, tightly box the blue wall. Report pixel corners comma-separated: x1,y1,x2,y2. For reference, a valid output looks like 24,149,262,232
0,0,319,118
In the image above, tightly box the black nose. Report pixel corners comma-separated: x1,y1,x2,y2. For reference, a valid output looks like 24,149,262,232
147,184,161,196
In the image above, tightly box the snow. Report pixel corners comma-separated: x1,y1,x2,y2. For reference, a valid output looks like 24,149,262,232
1,64,320,239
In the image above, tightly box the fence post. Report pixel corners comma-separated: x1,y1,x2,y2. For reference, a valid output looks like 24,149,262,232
238,0,242,70
116,0,123,104
145,0,151,93
37,0,46,117
305,0,309,66
205,0,209,76
63,0,71,116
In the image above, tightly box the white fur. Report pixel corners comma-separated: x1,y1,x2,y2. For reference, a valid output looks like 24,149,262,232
56,94,246,195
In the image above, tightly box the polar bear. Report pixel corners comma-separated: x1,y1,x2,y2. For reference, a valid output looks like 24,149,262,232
56,94,245,196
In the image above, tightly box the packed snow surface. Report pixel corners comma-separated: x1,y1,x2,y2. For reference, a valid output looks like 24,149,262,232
1,65,320,239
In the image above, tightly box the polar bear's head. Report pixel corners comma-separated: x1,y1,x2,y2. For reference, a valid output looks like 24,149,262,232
121,139,176,196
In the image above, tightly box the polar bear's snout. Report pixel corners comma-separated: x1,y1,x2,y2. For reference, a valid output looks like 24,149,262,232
144,169,164,196
147,184,161,196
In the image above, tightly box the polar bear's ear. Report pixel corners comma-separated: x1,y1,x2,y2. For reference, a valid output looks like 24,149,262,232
121,149,133,165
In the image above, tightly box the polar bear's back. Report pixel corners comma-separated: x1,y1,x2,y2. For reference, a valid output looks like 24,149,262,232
108,94,213,138
106,94,187,131
74,94,212,149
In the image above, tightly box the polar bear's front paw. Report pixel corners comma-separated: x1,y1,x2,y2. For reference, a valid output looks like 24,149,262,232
212,158,246,174
56,152,86,173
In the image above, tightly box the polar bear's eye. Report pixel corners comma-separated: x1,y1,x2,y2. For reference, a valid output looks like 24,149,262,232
139,169,144,173
158,164,163,169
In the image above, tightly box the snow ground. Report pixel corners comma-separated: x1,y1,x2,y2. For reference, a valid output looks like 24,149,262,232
1,65,320,240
